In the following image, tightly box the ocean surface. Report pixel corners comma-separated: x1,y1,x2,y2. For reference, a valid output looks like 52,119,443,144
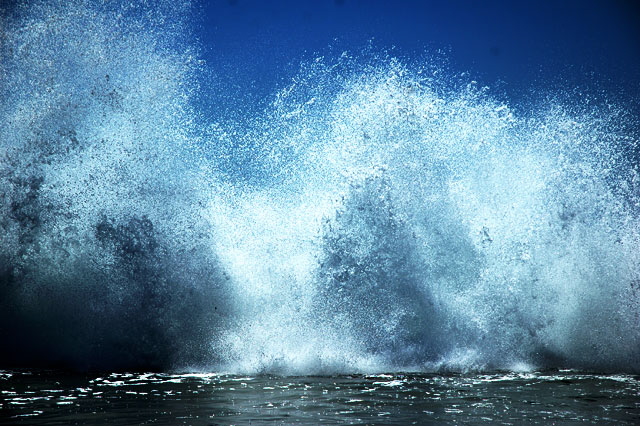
1,370,639,425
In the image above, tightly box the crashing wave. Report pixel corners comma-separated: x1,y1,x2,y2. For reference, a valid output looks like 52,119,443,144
1,0,639,373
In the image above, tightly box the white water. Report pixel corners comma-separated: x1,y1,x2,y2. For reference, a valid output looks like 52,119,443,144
1,0,639,373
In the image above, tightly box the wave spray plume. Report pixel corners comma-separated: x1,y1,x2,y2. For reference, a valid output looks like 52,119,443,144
1,0,639,373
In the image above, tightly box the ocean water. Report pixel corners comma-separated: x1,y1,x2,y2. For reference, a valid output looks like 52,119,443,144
1,1,639,423
2,370,639,425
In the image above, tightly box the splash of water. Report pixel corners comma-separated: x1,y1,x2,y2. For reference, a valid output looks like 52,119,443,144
1,0,639,373
0,0,229,371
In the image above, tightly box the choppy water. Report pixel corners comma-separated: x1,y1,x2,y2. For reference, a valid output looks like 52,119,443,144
1,370,639,425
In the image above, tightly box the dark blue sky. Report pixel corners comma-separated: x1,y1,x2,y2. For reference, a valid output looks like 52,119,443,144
195,0,640,116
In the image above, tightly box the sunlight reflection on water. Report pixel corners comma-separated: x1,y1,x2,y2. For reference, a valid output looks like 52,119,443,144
1,370,639,425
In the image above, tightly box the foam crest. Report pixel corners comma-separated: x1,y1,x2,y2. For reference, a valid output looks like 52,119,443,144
212,56,640,373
